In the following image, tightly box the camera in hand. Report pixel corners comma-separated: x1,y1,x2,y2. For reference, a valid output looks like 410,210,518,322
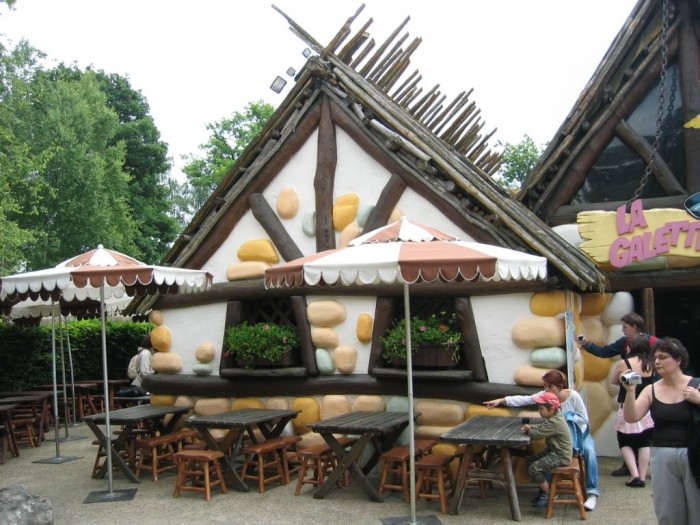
577,334,584,342
620,371,642,385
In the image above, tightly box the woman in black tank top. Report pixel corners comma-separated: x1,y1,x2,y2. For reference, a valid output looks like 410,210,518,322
622,338,700,525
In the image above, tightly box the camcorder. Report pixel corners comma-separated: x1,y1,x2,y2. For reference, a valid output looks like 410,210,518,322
620,371,642,385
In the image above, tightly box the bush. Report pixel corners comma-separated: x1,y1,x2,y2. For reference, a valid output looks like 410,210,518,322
224,322,299,368
0,320,151,391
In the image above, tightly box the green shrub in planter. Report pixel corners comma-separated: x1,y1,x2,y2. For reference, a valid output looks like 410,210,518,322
224,322,299,368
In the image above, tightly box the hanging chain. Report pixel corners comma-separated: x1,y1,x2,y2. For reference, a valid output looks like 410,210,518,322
629,0,670,206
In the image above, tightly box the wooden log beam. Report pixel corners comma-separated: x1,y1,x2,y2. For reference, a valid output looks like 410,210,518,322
548,195,688,226
607,267,700,291
614,118,684,194
368,297,395,374
455,297,487,382
678,0,700,193
363,173,405,233
249,193,303,262
314,95,337,252
292,295,319,376
143,373,540,404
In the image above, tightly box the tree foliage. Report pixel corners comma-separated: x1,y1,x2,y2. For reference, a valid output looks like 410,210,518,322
179,100,274,216
494,135,543,190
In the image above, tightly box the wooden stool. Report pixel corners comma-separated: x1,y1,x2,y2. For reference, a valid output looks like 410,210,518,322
378,439,439,502
173,449,227,501
546,461,587,520
240,440,285,493
263,435,302,483
415,453,455,514
12,417,38,448
294,443,335,495
134,430,196,481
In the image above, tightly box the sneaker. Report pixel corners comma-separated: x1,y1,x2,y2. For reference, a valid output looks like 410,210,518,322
584,495,597,511
533,493,549,508
530,489,544,505
611,462,630,477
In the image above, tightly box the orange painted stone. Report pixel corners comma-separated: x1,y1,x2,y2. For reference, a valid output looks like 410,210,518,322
150,325,172,352
291,397,320,435
237,239,279,264
231,397,265,410
356,313,373,343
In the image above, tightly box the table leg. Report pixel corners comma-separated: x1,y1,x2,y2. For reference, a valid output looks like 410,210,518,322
195,427,249,492
85,420,139,483
3,411,19,458
314,434,382,501
449,444,474,515
500,447,521,521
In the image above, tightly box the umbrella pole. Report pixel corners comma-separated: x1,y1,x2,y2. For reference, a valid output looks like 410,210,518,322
52,304,61,457
65,316,78,428
404,283,417,525
100,284,115,494
58,323,71,430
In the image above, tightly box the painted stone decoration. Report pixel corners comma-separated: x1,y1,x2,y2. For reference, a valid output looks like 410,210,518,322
232,397,265,410
149,394,174,406
466,404,511,418
307,300,346,327
582,350,613,382
601,291,634,325
150,325,172,352
192,363,213,375
174,395,194,408
351,395,385,412
320,395,351,420
334,345,357,374
339,222,362,247
266,397,290,410
529,290,567,317
311,327,339,349
514,364,548,386
581,293,610,316
151,351,181,373
579,316,606,345
332,193,359,231
276,187,300,219
226,261,269,281
316,348,335,375
511,316,565,348
356,204,374,227
302,211,316,237
415,400,463,427
668,255,700,268
529,347,567,369
356,313,373,343
291,397,320,434
148,310,163,326
237,239,279,264
195,342,216,363
583,380,616,434
552,223,583,247
389,208,404,223
194,398,230,416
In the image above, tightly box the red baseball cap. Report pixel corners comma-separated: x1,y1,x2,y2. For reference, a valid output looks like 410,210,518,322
532,391,561,409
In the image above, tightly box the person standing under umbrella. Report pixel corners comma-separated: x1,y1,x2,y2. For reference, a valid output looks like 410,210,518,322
131,335,154,390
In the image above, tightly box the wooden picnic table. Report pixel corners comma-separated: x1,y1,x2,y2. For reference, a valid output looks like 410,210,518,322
0,404,19,461
308,411,415,502
187,408,300,491
36,382,99,420
82,404,190,483
0,393,51,443
441,415,534,521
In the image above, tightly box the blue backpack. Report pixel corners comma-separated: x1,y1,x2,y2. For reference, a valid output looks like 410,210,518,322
563,410,589,455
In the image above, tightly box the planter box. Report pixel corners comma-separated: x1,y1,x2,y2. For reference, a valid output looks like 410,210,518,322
234,350,299,369
389,343,458,369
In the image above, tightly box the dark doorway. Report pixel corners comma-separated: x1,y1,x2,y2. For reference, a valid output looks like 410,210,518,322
653,290,700,375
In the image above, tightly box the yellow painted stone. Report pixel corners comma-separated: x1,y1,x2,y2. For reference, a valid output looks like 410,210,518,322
511,317,565,349
231,397,265,410
276,187,300,219
195,341,216,363
226,261,270,281
466,404,512,419
332,193,360,231
584,380,616,434
415,401,464,427
529,291,567,316
174,395,194,408
514,364,548,387
339,222,362,247
237,239,279,264
149,394,174,406
416,425,454,440
296,431,325,449
430,442,461,477
356,313,373,343
311,327,339,349
388,208,404,223
582,351,612,382
579,317,606,345
195,398,231,416
580,293,610,316
351,396,385,412
334,345,357,374
266,397,290,410
574,357,585,389
151,351,181,373
320,395,351,420
307,300,346,327
291,397,320,435
148,310,163,326
150,325,172,352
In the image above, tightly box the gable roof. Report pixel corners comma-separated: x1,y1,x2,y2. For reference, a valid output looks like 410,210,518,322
519,0,700,224
139,5,607,312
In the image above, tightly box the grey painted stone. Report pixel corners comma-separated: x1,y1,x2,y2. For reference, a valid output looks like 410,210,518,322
529,346,567,369
315,348,336,375
302,211,316,236
192,363,213,375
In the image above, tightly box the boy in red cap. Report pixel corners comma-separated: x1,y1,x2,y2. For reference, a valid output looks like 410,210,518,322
522,391,573,507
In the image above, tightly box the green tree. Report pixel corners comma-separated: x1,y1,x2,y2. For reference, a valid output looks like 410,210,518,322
494,135,542,190
181,100,274,214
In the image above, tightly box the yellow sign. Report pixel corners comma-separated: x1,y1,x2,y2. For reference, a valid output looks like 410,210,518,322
578,200,700,268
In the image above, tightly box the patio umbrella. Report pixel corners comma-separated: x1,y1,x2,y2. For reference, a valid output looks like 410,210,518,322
266,216,547,524
1,245,212,501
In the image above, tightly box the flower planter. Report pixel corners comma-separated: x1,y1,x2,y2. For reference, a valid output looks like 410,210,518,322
234,350,299,368
389,343,458,369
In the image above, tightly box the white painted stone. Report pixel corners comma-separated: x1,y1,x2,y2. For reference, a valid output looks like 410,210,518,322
529,347,567,369
316,348,336,375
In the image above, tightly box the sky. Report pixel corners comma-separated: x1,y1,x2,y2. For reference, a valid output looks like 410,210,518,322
1,0,639,181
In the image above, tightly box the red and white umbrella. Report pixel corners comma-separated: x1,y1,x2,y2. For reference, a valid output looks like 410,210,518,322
1,245,212,498
266,216,547,523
